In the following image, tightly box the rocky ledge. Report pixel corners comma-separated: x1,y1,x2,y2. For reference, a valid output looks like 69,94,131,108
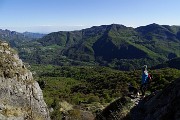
130,78,180,120
0,41,50,120
95,77,180,120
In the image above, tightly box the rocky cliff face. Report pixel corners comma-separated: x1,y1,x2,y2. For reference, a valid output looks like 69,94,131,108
0,41,50,120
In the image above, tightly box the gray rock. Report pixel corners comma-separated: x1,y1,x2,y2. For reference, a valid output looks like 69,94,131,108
0,41,50,120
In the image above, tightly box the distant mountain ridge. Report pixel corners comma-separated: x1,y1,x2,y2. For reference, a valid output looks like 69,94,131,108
0,29,45,47
153,57,180,70
2,23,180,70
22,32,46,39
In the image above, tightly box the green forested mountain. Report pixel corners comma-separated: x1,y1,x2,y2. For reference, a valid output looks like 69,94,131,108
0,29,32,47
0,29,45,47
6,23,180,70
22,32,46,39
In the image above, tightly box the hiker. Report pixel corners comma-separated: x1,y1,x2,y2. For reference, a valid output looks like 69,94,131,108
140,65,149,97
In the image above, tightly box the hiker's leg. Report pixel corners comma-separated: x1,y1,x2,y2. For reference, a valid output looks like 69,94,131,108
143,84,147,95
140,84,145,96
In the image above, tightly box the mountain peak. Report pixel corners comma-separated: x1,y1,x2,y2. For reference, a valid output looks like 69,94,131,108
109,24,127,30
135,23,178,41
136,23,163,30
149,23,160,26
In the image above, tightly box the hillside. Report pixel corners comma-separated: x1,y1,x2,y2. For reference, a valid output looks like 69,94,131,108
95,77,180,120
22,32,46,39
0,29,44,47
130,77,180,120
14,23,180,70
29,64,180,119
153,57,180,70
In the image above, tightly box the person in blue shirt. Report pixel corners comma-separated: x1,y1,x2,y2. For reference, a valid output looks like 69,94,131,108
140,65,149,97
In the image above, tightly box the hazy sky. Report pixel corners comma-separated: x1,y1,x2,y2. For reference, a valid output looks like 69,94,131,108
0,0,180,33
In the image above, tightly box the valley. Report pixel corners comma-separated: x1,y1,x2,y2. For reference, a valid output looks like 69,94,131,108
2,23,179,71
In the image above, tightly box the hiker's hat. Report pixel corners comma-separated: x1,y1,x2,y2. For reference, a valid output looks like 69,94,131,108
142,65,147,70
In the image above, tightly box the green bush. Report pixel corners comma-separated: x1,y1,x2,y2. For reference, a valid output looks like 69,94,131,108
88,96,100,104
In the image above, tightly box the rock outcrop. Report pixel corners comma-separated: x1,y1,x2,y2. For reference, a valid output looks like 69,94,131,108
130,78,180,120
0,41,50,120
95,97,134,120
95,77,180,120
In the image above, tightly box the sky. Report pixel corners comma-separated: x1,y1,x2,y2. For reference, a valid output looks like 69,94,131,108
0,0,180,33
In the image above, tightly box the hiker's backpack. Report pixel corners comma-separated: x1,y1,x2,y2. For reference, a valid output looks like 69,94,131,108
147,73,152,83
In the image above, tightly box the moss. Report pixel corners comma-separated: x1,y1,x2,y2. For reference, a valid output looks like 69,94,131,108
31,113,45,120
26,79,35,85
68,109,81,119
1,107,23,117
0,43,29,79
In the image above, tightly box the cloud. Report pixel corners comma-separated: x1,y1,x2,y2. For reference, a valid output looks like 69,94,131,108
30,25,90,33
0,25,91,33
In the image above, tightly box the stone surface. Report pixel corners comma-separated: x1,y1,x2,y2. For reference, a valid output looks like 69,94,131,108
95,77,180,120
130,78,180,120
0,41,50,120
